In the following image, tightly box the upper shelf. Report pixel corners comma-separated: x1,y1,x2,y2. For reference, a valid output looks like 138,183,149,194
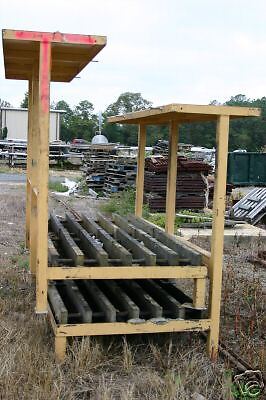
2,29,107,82
107,103,261,125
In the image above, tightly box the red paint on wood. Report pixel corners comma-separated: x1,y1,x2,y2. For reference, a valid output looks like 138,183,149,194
60,33,97,44
15,30,96,45
15,30,52,41
40,40,50,114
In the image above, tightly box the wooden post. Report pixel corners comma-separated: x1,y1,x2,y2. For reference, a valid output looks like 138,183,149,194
165,121,178,234
55,336,67,362
207,115,229,360
193,278,206,308
135,124,146,217
25,79,33,248
29,64,39,274
35,40,51,313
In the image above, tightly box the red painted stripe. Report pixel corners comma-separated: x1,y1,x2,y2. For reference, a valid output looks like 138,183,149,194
15,30,96,45
40,40,50,114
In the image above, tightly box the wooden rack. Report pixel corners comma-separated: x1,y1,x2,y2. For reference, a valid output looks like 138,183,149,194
2,28,260,362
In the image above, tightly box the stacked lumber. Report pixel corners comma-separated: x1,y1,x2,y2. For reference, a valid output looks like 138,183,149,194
83,146,137,195
144,156,211,212
83,147,113,192
103,158,137,196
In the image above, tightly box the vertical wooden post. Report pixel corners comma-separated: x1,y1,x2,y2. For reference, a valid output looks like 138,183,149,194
207,115,229,360
29,63,40,275
55,336,67,362
135,124,146,217
193,278,206,308
165,121,178,234
25,79,33,248
35,40,51,313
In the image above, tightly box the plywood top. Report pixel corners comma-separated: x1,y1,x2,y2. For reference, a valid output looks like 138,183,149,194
2,29,106,82
108,103,261,125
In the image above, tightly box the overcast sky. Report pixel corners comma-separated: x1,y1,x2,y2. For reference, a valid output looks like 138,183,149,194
1,0,266,112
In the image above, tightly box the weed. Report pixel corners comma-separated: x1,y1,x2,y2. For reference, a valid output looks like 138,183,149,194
49,181,68,192
100,188,149,217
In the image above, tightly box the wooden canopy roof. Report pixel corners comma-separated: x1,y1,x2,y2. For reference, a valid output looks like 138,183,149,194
108,103,261,125
2,29,106,82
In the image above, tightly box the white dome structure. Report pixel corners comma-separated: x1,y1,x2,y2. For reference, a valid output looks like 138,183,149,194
91,134,108,145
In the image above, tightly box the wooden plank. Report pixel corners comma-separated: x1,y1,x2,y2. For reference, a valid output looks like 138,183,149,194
128,216,203,265
139,279,184,319
82,280,116,322
66,213,108,266
165,121,178,234
65,213,108,266
64,281,92,323
107,103,261,125
55,319,212,337
48,237,59,266
48,284,68,324
100,281,140,320
35,40,51,313
97,212,117,235
121,280,162,318
82,214,132,266
135,124,146,217
113,214,179,265
116,228,156,266
207,115,230,360
50,213,84,266
47,266,208,280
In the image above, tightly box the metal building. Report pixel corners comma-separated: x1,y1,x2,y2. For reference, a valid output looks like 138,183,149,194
0,107,65,141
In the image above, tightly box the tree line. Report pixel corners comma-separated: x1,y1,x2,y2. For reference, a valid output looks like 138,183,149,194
2,92,266,151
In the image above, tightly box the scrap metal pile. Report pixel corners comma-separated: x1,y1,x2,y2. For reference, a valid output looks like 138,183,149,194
0,140,83,167
144,156,212,212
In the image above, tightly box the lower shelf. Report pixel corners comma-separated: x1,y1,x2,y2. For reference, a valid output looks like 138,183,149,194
48,279,206,325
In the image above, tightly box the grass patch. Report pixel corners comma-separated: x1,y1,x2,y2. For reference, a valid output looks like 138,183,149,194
101,190,212,232
100,188,150,217
49,181,68,192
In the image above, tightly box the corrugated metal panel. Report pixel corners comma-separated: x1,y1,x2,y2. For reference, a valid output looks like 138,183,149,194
227,153,266,186
1,108,60,141
230,188,266,224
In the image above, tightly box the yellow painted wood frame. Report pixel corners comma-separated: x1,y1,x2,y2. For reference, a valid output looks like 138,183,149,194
2,29,106,315
108,104,261,360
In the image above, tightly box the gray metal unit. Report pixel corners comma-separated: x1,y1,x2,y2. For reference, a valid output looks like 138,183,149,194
230,188,266,224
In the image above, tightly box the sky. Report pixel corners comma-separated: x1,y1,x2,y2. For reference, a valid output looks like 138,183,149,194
1,0,266,113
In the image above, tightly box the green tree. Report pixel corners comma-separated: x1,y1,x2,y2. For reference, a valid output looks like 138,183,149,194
103,92,152,145
20,91,28,108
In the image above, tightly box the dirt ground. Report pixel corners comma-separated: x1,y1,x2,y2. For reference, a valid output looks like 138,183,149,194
0,180,265,399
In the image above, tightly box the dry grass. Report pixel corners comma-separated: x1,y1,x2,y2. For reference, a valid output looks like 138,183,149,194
1,184,265,399
0,257,230,399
